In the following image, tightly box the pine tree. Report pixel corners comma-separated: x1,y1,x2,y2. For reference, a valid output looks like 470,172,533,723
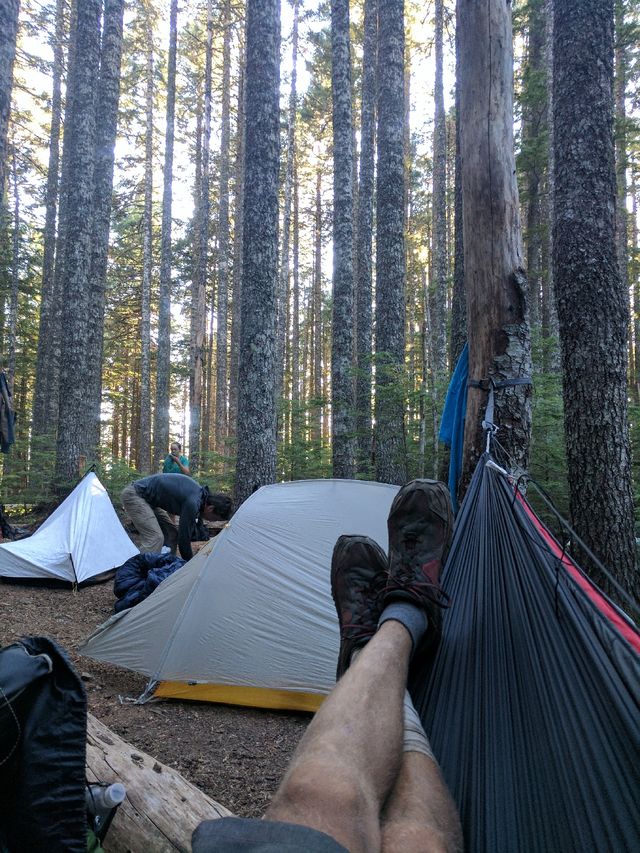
0,0,20,197
553,0,637,598
234,0,280,506
214,0,233,452
55,0,102,484
330,0,356,478
85,0,125,456
375,0,407,485
355,0,377,476
32,0,65,439
154,0,178,469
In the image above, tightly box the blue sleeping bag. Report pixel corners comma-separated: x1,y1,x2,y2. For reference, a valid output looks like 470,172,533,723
113,552,186,612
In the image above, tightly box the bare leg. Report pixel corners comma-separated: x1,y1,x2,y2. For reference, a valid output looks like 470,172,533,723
381,751,463,853
265,621,411,853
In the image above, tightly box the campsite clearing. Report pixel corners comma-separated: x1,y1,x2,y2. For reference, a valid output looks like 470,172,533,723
0,577,308,818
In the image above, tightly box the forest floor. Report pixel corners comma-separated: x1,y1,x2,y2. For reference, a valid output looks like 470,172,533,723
0,517,309,819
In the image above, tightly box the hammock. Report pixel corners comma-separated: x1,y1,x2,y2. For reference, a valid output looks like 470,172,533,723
413,454,640,853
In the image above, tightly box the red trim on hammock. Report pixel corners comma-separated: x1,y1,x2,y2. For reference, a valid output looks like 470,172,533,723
515,491,640,655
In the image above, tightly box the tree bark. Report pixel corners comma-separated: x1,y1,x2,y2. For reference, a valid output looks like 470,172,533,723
32,0,65,439
312,168,323,445
139,4,154,475
614,0,628,328
49,0,78,439
330,0,356,479
374,0,407,485
553,0,637,598
7,144,19,391
521,0,546,337
214,0,233,453
85,0,125,459
459,0,532,493
0,0,19,199
233,0,280,507
154,0,178,470
431,0,447,371
276,0,299,429
190,0,213,474
55,0,101,485
228,25,246,446
86,713,232,852
450,19,466,368
355,0,377,477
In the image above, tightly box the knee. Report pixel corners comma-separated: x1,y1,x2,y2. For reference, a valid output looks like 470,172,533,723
274,766,370,819
382,819,463,853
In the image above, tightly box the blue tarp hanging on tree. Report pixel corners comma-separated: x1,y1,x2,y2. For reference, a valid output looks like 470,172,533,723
411,454,640,852
438,343,468,513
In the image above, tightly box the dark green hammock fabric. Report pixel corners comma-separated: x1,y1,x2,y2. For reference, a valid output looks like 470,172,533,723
413,454,640,853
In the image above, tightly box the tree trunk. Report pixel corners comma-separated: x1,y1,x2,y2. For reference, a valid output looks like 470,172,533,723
553,0,637,599
459,0,532,493
541,0,559,372
312,168,323,445
431,0,447,371
355,0,376,477
32,0,65,439
154,0,178,470
7,144,19,391
450,19,466,368
233,0,280,507
55,0,101,485
139,6,154,475
214,0,233,452
49,0,78,439
85,0,125,459
614,0,628,326
374,0,407,485
228,26,246,446
290,160,301,476
330,0,356,479
0,0,19,198
522,0,546,338
190,0,213,474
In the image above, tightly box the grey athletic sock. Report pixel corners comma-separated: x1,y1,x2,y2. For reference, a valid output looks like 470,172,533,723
378,602,428,654
403,690,435,759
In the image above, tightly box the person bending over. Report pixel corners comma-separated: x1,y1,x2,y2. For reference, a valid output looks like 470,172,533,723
162,441,190,476
192,479,463,853
121,473,231,561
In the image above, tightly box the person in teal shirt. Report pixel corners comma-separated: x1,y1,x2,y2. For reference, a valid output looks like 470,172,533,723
162,441,190,476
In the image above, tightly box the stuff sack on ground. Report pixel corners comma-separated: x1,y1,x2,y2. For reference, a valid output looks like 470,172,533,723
114,552,186,613
0,637,88,852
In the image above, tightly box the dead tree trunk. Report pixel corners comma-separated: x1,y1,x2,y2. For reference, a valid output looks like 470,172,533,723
459,0,532,492
86,714,232,852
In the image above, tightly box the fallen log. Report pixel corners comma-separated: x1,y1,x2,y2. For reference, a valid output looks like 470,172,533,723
86,713,233,852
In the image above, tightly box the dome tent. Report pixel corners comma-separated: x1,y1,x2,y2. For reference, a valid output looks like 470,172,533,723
80,478,399,711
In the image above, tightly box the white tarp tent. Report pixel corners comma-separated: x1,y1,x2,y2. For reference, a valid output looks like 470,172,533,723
0,472,138,584
81,478,399,711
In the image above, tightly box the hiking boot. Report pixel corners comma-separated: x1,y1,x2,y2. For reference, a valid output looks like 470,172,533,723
331,534,389,680
383,480,453,665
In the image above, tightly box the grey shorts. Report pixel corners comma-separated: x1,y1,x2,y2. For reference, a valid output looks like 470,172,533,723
192,817,349,852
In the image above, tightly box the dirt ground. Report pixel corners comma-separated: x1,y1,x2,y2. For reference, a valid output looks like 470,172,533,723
0,534,310,819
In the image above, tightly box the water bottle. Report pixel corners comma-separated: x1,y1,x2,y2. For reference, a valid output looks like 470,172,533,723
87,782,126,839
86,783,126,815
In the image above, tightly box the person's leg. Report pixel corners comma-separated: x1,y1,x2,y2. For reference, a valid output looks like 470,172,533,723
153,507,179,553
121,484,164,553
380,693,463,853
265,619,411,853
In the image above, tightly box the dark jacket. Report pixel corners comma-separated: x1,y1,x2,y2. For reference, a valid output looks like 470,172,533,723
133,473,208,560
